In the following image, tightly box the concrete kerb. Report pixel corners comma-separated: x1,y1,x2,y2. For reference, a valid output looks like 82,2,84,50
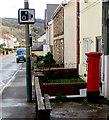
34,74,52,120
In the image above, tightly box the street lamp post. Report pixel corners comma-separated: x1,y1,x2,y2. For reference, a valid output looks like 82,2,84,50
24,0,32,102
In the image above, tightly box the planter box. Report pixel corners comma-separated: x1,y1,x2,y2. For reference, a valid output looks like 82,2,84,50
39,76,87,96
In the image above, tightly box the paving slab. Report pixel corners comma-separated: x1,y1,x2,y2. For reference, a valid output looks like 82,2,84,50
50,100,109,120
1,67,35,120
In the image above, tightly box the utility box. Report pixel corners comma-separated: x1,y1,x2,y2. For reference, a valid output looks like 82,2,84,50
86,52,102,101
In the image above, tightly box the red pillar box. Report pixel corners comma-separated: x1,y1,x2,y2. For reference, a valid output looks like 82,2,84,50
85,52,102,101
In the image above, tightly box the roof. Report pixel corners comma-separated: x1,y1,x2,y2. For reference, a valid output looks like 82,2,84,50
32,42,44,51
45,4,59,27
51,0,70,19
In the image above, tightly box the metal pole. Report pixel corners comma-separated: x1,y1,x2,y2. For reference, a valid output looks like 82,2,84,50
24,0,32,102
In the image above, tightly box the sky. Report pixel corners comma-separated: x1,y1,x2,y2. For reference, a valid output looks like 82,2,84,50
0,0,63,19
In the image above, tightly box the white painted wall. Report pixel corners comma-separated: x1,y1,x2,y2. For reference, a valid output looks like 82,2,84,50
43,45,50,56
46,28,51,53
64,0,77,68
48,20,54,46
79,1,102,78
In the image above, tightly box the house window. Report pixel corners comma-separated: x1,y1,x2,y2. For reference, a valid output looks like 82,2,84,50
96,36,102,52
83,38,91,63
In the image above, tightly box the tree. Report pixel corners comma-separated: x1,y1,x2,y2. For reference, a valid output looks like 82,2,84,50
0,43,5,53
0,43,5,48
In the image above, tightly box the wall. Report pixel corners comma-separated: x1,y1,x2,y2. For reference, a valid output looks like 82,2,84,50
53,7,64,65
53,39,64,65
64,0,77,68
79,1,102,80
37,68,86,96
48,21,54,54
48,21,54,46
39,77,87,96
43,45,50,56
53,8,64,37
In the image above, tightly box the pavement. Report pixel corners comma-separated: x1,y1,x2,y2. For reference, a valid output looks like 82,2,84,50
1,63,35,120
50,99,109,120
0,62,109,120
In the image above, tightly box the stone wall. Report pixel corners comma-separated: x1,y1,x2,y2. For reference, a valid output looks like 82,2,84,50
53,8,64,37
54,39,64,65
53,8,64,65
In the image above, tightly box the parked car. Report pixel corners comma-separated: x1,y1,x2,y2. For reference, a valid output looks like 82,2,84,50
16,47,26,63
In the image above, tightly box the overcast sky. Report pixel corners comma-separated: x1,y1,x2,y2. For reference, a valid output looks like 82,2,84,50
0,0,63,19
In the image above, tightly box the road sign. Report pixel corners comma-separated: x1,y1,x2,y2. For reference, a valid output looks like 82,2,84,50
18,9,35,24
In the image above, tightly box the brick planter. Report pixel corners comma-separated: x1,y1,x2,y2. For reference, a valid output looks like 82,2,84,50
39,76,87,96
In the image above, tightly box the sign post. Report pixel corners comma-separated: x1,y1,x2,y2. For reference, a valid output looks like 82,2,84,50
18,9,35,24
18,0,35,102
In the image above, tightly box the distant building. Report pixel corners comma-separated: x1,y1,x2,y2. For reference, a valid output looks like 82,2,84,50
44,4,59,54
1,34,17,49
37,34,46,42
32,34,46,56
0,38,4,44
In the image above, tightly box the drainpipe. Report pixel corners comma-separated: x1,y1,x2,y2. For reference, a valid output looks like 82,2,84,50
77,1,80,69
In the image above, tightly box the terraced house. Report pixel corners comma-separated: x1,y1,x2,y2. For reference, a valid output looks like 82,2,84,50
44,0,109,99
44,4,59,55
79,0,109,100
50,0,79,68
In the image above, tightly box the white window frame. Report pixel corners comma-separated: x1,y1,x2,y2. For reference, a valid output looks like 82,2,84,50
83,38,91,63
96,36,103,52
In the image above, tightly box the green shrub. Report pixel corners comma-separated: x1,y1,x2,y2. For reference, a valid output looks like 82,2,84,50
43,52,56,67
0,48,3,53
0,44,5,53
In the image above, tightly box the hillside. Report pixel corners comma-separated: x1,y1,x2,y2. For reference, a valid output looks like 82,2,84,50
1,18,45,42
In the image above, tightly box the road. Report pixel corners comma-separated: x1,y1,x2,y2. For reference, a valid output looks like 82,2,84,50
0,53,24,93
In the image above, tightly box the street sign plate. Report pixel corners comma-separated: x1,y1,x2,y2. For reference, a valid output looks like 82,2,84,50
18,9,35,24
